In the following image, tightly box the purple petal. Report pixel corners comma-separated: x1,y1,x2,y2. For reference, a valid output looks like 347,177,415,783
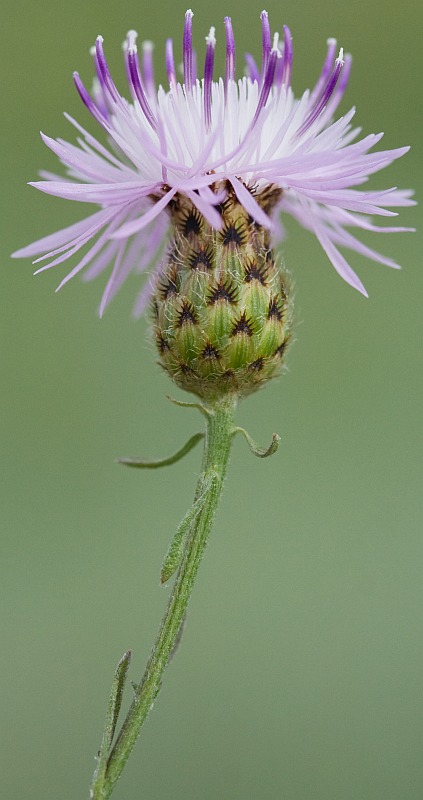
185,190,223,229
98,241,126,317
82,241,120,282
111,188,177,238
54,211,128,289
11,208,113,259
230,177,273,228
330,226,401,269
311,213,369,296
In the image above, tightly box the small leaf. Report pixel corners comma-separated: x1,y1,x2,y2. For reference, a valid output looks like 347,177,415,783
161,499,203,583
232,426,281,458
166,395,212,417
94,650,132,785
168,613,187,663
117,432,204,469
161,473,216,583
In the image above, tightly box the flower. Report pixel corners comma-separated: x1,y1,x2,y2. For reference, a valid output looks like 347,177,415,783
13,9,414,317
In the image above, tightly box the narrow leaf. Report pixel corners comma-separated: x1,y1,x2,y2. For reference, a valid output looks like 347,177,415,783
94,650,132,785
161,474,215,583
117,432,204,469
168,613,187,663
161,499,203,584
166,395,212,417
232,427,281,458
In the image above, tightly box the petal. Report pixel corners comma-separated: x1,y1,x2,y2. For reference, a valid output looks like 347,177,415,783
11,208,112,259
111,187,177,238
230,177,273,228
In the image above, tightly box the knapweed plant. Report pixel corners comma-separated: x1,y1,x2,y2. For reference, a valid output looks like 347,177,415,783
13,10,413,799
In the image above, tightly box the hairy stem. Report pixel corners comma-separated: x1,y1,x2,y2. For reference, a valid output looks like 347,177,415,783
90,393,237,799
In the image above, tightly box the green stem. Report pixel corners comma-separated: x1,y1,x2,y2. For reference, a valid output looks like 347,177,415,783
91,393,237,800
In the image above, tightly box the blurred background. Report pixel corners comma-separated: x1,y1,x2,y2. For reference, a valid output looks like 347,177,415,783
1,0,422,798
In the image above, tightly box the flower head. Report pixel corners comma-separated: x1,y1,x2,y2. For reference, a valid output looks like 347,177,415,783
13,10,414,317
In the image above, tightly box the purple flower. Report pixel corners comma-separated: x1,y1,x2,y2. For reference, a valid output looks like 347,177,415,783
13,10,414,316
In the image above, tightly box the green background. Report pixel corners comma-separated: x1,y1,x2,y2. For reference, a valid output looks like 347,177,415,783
1,1,421,798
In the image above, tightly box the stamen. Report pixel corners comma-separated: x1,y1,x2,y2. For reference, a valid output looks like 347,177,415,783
309,37,337,103
126,32,157,130
204,27,216,130
280,25,293,87
298,48,344,135
260,10,271,84
336,51,351,94
252,34,279,125
73,71,109,126
89,46,110,117
183,9,194,92
275,26,293,89
224,16,236,90
94,36,121,106
319,52,352,121
142,40,155,97
245,53,259,83
165,38,177,89
123,31,138,100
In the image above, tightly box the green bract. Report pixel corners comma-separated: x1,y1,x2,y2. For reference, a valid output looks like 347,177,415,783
152,182,291,401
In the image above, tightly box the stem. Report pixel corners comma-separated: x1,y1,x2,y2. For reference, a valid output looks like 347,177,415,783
91,393,237,799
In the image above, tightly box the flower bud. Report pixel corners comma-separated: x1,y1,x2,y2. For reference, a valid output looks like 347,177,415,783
151,182,291,401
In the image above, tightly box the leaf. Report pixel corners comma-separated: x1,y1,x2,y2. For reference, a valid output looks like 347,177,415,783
95,650,132,781
232,427,281,458
166,395,212,417
161,498,203,584
160,473,216,583
117,432,204,469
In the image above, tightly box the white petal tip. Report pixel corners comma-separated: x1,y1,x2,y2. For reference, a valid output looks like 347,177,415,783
125,30,138,52
185,9,194,18
96,35,104,44
206,27,216,46
327,37,337,45
337,47,344,65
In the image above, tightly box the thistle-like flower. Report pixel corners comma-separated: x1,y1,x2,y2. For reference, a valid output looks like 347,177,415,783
13,10,413,396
